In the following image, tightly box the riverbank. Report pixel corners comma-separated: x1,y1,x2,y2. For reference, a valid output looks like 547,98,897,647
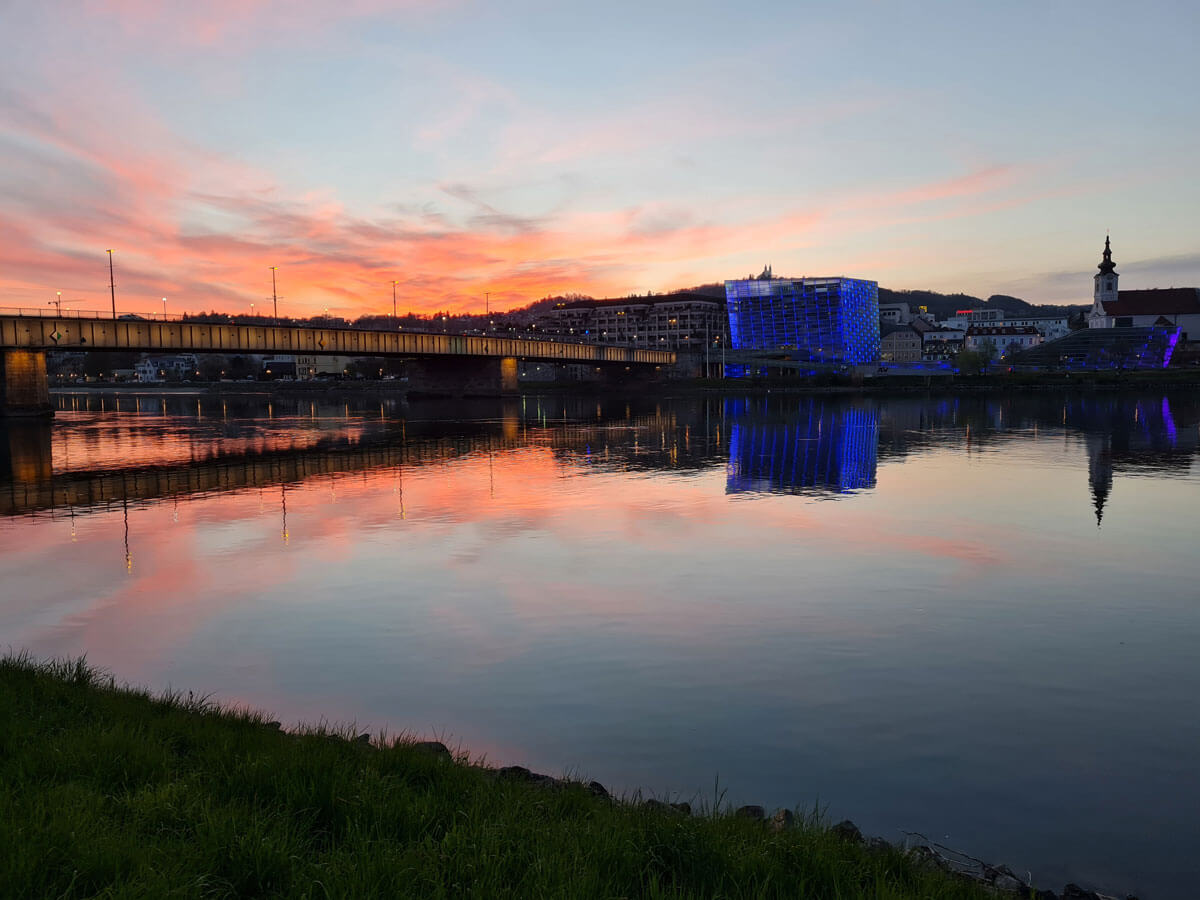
49,366,1200,402
0,656,1081,900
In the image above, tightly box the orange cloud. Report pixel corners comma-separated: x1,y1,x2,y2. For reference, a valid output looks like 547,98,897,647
0,71,1038,319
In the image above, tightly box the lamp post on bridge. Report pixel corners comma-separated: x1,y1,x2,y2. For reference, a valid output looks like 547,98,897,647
106,249,116,319
162,297,168,319
49,292,62,316
391,279,398,319
269,266,279,320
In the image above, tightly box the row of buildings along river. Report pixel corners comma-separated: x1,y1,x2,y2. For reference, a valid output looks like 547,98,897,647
42,236,1200,385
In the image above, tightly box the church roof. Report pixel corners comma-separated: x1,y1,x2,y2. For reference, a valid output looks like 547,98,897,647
1101,288,1200,316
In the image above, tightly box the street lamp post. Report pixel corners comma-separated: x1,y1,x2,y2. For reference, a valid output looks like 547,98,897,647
162,297,168,319
391,280,398,319
49,291,62,315
106,250,116,319
269,266,279,319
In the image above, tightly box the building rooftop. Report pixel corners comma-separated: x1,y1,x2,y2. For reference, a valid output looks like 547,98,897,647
551,291,724,311
1101,287,1200,317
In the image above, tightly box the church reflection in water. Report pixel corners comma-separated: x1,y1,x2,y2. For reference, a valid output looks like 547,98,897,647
1080,395,1197,526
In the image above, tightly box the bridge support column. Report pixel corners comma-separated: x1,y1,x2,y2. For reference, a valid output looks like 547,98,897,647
0,350,52,417
406,356,520,397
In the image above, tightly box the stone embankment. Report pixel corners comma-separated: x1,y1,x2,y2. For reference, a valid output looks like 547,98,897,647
361,736,1140,900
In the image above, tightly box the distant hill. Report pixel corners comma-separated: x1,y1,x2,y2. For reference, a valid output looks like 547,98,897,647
499,284,1088,323
879,288,1085,320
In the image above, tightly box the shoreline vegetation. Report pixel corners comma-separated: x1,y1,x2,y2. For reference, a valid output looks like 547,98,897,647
45,365,1200,401
1,656,1132,899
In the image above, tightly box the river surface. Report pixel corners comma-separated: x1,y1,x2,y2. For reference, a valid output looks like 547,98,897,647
2,389,1198,898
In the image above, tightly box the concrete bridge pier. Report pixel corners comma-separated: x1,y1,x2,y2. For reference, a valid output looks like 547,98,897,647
406,356,519,397
0,350,52,417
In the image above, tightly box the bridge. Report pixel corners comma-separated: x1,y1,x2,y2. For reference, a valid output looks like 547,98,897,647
0,313,676,416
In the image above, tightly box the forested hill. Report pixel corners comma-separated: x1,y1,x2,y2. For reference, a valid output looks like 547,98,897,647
878,288,1085,319
510,285,1086,320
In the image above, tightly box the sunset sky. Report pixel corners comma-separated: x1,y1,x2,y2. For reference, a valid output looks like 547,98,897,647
2,1,1197,318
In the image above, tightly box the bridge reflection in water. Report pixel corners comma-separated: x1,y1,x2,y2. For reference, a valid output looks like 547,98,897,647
0,393,727,518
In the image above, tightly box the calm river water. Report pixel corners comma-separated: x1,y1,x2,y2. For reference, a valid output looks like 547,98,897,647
2,389,1198,898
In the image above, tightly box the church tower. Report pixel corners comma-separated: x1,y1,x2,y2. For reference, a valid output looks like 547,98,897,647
1091,235,1118,323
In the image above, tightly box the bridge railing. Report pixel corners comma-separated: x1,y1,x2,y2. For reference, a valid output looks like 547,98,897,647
0,306,185,322
0,308,643,344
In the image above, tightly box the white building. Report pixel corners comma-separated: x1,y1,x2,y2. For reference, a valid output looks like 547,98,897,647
1087,236,1200,341
135,354,199,382
965,325,1041,358
1003,316,1070,340
944,308,1004,332
916,324,966,344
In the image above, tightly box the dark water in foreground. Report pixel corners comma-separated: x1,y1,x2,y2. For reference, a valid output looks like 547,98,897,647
2,390,1198,898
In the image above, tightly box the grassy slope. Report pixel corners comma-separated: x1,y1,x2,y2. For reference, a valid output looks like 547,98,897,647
0,657,997,899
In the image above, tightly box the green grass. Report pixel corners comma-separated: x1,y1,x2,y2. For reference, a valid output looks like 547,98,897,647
0,655,1001,899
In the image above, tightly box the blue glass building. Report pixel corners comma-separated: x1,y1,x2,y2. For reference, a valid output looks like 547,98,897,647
724,276,880,365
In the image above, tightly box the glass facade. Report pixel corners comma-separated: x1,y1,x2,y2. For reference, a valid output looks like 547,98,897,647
724,277,880,365
1010,325,1182,370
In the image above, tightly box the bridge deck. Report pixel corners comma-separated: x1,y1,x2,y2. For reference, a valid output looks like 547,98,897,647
0,315,675,366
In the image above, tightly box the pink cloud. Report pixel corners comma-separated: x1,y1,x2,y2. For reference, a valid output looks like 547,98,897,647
0,63,1043,318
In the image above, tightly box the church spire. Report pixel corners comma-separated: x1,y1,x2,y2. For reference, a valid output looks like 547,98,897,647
1097,234,1116,275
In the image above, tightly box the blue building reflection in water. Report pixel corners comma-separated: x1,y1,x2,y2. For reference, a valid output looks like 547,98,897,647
726,401,879,495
